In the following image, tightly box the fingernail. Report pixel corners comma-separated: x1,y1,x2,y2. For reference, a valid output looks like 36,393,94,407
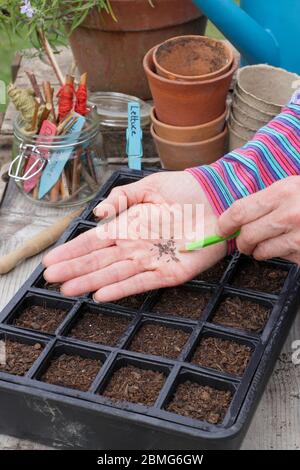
92,294,100,304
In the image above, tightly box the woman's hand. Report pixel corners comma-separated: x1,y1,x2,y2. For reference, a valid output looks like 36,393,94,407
43,171,226,301
217,176,300,265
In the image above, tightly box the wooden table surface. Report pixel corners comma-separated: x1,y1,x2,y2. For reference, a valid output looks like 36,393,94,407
0,48,299,451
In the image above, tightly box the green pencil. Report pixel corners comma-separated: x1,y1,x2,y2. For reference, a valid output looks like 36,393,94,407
179,230,241,253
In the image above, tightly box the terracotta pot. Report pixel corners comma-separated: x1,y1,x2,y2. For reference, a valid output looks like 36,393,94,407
151,124,228,170
153,36,233,82
68,0,207,98
236,65,300,114
151,107,227,143
144,47,237,126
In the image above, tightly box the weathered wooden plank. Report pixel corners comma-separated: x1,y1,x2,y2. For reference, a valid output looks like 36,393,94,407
242,311,300,450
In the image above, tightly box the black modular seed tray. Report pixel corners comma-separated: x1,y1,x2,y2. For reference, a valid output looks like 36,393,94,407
0,169,299,450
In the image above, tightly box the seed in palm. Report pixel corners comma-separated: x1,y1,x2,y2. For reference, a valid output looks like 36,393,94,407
150,238,179,263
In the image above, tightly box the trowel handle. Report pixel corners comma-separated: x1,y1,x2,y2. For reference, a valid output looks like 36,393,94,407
0,208,82,275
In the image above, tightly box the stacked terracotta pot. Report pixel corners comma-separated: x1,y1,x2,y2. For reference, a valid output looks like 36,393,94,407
143,36,237,170
229,65,300,150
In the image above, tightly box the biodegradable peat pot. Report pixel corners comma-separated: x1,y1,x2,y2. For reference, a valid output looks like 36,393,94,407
151,124,228,170
151,107,227,143
232,102,271,129
68,0,207,98
229,114,256,141
236,65,300,115
233,90,276,122
228,124,247,151
144,47,237,126
153,35,234,82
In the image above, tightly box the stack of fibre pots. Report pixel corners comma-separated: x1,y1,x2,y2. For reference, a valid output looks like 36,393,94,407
143,35,237,170
229,64,300,150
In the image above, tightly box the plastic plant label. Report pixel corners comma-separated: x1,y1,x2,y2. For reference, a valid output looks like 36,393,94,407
126,101,142,170
23,120,57,194
38,115,86,199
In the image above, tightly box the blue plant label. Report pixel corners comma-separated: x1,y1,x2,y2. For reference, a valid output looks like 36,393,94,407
126,101,143,170
38,114,86,199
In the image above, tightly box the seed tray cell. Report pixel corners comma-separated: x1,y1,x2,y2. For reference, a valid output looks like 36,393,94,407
1,292,78,337
61,302,136,349
0,329,49,381
124,317,194,361
160,367,239,430
148,284,216,323
0,169,300,450
229,256,290,295
207,290,274,337
187,327,257,379
96,354,172,411
33,341,109,395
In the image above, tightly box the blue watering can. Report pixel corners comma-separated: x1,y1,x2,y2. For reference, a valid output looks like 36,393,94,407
193,0,300,75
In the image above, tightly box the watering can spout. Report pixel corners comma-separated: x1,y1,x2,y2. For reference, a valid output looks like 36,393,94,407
193,0,280,66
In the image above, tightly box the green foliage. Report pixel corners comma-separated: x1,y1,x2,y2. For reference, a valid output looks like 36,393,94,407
0,1,119,47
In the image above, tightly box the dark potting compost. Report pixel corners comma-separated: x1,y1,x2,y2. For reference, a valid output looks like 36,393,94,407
43,282,62,293
0,169,299,451
232,258,288,293
191,336,252,377
166,381,232,424
0,340,43,376
68,310,131,346
195,258,230,283
102,365,166,406
212,296,271,333
112,293,148,310
152,286,212,320
14,305,67,334
129,323,190,359
41,353,102,392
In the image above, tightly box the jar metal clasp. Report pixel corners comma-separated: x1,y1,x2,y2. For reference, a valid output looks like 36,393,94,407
9,143,47,182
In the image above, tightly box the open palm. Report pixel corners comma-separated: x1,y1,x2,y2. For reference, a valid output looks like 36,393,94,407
43,171,226,302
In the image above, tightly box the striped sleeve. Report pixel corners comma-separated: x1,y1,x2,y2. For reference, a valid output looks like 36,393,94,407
187,94,300,253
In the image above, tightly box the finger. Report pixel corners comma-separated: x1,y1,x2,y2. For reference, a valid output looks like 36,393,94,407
43,226,114,267
217,188,279,238
236,210,287,256
44,246,124,283
60,258,149,297
253,234,296,261
93,270,164,303
284,254,300,266
93,177,163,219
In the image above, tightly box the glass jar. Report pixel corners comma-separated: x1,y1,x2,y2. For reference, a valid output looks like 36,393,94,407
11,110,106,207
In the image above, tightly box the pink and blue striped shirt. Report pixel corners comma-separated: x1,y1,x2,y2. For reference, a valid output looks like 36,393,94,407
187,91,300,253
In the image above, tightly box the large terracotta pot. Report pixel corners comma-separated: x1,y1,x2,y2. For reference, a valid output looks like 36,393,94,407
144,47,237,126
68,0,207,98
153,35,234,82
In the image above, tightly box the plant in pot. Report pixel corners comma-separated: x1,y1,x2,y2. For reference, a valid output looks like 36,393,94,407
0,1,207,98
